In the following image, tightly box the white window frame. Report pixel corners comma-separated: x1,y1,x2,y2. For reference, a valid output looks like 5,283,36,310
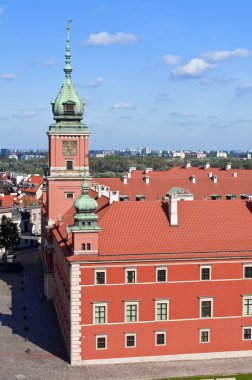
125,333,136,348
125,302,139,323
199,328,210,343
155,300,169,321
243,326,252,340
243,295,252,316
155,331,166,346
95,269,106,285
156,267,167,283
200,297,213,319
200,265,211,281
125,268,137,284
93,303,107,324
96,335,107,349
243,264,252,279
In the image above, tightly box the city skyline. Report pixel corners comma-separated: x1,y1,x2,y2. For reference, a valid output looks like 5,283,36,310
1,1,252,150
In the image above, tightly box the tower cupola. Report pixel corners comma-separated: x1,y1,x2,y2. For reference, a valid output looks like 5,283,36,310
51,24,84,123
71,170,101,231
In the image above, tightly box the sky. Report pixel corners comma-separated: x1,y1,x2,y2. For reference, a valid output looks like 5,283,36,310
1,0,252,150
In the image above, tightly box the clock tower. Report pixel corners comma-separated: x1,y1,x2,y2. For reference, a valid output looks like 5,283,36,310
46,24,90,223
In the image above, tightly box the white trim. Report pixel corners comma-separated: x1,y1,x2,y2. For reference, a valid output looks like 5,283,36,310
200,265,211,281
200,298,213,319
125,268,137,284
94,269,106,285
125,333,136,348
65,192,75,199
72,349,252,365
93,303,107,324
199,328,210,343
243,264,252,279
156,267,167,283
96,335,107,349
155,331,166,346
155,300,169,321
125,302,139,323
242,326,252,340
80,278,249,287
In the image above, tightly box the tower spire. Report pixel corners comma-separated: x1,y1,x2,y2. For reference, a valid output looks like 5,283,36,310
64,19,72,78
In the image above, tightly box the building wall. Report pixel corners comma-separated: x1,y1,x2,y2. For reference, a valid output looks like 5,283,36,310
73,258,252,362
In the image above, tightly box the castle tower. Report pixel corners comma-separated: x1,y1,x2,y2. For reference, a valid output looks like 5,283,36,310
46,23,90,224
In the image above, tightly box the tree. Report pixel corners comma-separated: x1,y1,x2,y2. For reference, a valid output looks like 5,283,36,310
0,215,19,260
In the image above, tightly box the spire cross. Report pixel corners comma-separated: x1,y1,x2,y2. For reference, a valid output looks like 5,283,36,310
64,19,72,78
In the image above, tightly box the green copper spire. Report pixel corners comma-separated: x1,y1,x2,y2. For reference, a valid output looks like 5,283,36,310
71,169,101,231
50,21,85,126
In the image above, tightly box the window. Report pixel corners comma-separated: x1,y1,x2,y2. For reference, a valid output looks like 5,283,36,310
93,303,107,324
66,192,74,199
81,243,85,251
200,329,210,343
156,267,167,282
244,265,252,279
125,333,136,348
125,302,138,322
66,160,73,170
200,266,211,281
125,269,136,284
243,327,252,340
96,335,107,349
95,270,106,285
64,103,75,113
87,243,91,251
155,301,169,321
200,298,213,318
243,296,252,316
155,331,166,346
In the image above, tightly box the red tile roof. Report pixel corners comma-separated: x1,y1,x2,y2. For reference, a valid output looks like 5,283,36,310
94,167,252,201
0,195,15,208
18,175,43,193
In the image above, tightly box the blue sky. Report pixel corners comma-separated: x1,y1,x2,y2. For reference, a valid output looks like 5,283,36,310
1,0,252,150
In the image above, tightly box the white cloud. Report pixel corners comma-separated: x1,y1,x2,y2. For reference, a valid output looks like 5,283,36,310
171,58,216,78
170,112,197,118
35,59,57,68
163,54,180,65
13,111,37,119
112,102,136,110
85,32,138,46
0,4,7,15
79,77,104,88
202,48,250,62
0,73,16,80
236,82,252,96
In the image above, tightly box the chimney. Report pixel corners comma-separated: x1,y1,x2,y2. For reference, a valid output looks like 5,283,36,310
169,194,178,226
232,172,237,178
185,161,191,169
145,167,153,174
121,175,127,184
189,175,196,184
204,161,210,170
109,190,119,204
127,171,131,178
208,172,213,178
225,162,231,171
144,175,150,184
212,175,217,183
129,166,136,173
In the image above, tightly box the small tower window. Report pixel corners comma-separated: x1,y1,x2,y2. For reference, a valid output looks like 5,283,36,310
66,160,73,170
64,102,75,113
82,243,85,251
87,243,91,251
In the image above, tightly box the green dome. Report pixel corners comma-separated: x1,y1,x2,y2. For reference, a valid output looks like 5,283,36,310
51,25,84,122
74,192,98,214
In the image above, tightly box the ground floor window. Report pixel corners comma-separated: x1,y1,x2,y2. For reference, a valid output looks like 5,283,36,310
200,329,210,343
243,327,252,340
125,333,136,348
155,331,166,346
96,335,107,349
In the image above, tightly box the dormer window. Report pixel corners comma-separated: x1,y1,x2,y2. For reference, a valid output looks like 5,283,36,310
63,101,75,114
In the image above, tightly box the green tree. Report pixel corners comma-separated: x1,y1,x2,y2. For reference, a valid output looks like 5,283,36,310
0,215,19,260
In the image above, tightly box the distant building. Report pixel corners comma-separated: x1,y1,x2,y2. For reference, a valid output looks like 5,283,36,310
0,148,10,157
216,151,228,158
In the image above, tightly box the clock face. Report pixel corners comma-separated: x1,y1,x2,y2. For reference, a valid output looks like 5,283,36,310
62,141,77,156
